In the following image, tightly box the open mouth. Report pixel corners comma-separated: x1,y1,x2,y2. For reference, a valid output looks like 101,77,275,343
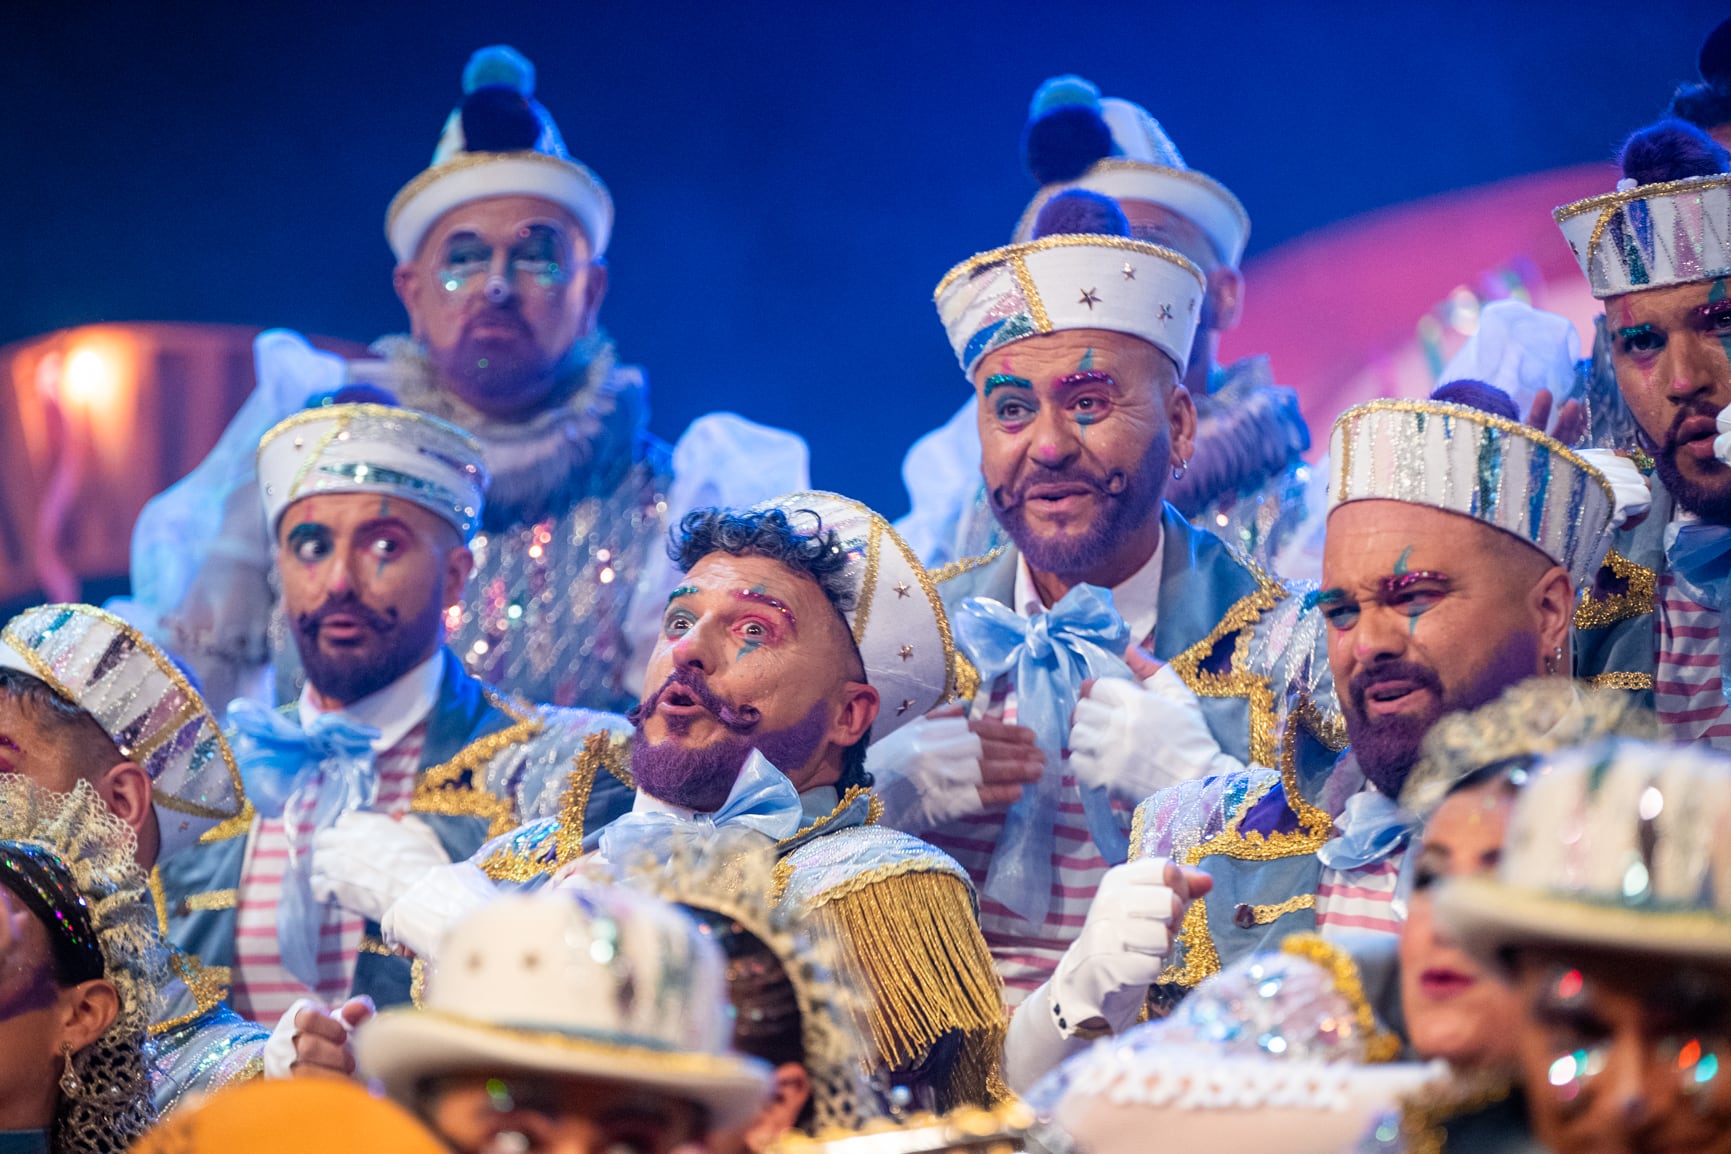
1362,679,1425,716
1418,967,1476,999
656,685,709,718
1676,414,1721,463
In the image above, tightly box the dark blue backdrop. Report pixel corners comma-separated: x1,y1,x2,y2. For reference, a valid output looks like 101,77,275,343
4,1,1720,518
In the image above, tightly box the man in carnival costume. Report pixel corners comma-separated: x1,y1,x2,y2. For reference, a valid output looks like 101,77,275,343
898,75,1312,574
1439,737,1731,1154
387,492,1006,1111
0,604,307,1110
998,385,1618,1087
122,44,806,713
1560,118,1731,750
869,187,1341,1019
154,403,633,1050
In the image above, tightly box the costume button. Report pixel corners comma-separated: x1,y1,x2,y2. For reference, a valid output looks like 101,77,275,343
1233,902,1255,929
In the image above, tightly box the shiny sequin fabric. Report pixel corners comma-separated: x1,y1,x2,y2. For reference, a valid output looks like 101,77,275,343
0,604,247,861
1555,174,1731,299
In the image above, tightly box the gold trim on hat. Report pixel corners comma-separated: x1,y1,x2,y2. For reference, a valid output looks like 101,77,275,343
1330,398,1618,510
385,149,614,235
1552,172,1731,223
1014,157,1251,252
933,233,1203,303
259,402,486,462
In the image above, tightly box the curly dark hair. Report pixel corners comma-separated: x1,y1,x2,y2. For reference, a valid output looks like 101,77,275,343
670,507,873,791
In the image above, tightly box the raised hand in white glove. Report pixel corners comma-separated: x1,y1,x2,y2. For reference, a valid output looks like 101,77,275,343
381,859,502,963
865,704,1042,831
310,812,449,924
1048,857,1212,1037
262,995,374,1079
1069,649,1246,803
1577,448,1653,530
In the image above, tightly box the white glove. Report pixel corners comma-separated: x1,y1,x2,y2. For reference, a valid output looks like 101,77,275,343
864,711,988,830
1069,667,1245,802
310,812,450,924
1718,407,1731,468
1049,858,1188,1037
381,859,502,963
263,995,372,1079
1577,448,1653,529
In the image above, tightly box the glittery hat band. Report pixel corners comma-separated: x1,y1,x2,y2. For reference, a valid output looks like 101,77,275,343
386,150,614,263
934,234,1205,376
1328,400,1617,590
1013,159,1251,267
257,403,490,539
1554,173,1731,298
0,840,104,985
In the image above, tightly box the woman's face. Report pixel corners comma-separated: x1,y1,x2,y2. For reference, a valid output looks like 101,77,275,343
1399,780,1524,1068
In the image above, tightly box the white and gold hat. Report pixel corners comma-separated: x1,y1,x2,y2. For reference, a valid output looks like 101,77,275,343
1327,399,1617,590
1011,75,1251,266
1438,737,1731,965
257,403,489,540
356,886,773,1126
934,235,1205,377
1554,173,1731,299
0,604,247,861
385,45,614,262
755,493,957,739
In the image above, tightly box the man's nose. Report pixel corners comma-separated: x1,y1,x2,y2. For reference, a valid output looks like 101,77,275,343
670,619,719,673
483,250,517,306
1352,605,1409,665
323,551,353,596
1028,405,1081,468
1666,334,1721,401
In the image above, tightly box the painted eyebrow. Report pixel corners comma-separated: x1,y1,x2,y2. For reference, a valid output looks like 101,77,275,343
1616,323,1655,339
285,522,328,540
983,374,1033,395
1380,571,1451,595
735,589,797,630
1052,370,1116,392
665,585,699,606
1313,588,1348,606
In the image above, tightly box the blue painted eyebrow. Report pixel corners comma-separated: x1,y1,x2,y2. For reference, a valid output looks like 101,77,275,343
984,374,1033,395
665,585,699,605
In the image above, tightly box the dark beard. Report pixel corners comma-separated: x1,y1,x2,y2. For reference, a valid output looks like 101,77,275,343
1344,636,1539,797
1652,403,1731,524
992,428,1169,579
627,669,830,811
294,591,442,705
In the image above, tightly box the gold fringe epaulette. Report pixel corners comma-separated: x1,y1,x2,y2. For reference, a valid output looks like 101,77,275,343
808,867,1007,1108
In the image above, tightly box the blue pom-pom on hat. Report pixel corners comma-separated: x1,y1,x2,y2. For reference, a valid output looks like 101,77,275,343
463,45,535,96
1022,74,1116,186
1029,74,1101,117
1031,190,1129,240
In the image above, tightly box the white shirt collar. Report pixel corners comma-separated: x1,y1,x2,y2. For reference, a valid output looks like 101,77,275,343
298,649,445,753
1012,536,1165,643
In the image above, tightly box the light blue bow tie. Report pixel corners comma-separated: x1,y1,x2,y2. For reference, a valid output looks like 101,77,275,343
227,699,382,988
1666,520,1731,705
1317,788,1421,919
954,584,1135,924
598,749,804,863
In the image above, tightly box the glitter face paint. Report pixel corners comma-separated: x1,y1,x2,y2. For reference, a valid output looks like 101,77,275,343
1078,347,1094,371
984,374,1032,396
437,222,573,298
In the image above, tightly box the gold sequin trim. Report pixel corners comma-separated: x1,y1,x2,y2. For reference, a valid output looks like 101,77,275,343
259,401,485,460
149,950,232,1035
1165,557,1287,766
866,793,884,826
851,515,884,646
931,545,1007,586
200,801,256,844
1583,671,1655,691
1279,933,1401,1063
411,689,545,838
359,935,395,957
778,785,872,848
1245,894,1316,925
934,234,1204,302
222,1058,265,1087
147,868,171,937
1574,548,1657,631
1396,1070,1518,1154
183,889,238,912
1008,254,1052,334
1554,172,1731,222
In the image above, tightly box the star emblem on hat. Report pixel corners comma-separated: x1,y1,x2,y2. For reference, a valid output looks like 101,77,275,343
894,581,910,598
1078,287,1101,310
1158,303,1174,321
899,644,913,661
1122,263,1136,281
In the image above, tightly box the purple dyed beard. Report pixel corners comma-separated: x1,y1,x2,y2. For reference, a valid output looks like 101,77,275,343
627,668,832,812
991,425,1170,579
1344,633,1540,798
1651,401,1731,525
294,589,441,705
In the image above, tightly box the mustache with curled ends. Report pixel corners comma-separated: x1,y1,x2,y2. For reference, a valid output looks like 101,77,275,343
1347,658,1445,717
626,666,762,734
991,465,1130,511
296,593,397,639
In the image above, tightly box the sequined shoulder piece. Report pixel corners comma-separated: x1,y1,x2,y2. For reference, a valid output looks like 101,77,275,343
774,824,973,915
475,815,564,884
1131,767,1281,864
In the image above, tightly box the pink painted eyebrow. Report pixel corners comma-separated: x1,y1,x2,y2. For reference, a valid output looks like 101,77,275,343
1052,370,1116,393
735,589,797,631
1380,571,1451,595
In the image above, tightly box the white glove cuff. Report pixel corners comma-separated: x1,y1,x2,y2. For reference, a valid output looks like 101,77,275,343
262,996,325,1079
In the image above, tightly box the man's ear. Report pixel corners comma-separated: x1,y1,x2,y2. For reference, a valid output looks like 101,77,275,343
743,1062,812,1152
1167,377,1198,471
1205,265,1244,331
830,682,880,749
1532,565,1575,666
56,979,120,1056
95,762,152,838
442,545,476,612
393,262,426,341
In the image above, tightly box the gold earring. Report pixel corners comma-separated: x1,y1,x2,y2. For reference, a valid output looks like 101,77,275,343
59,1042,80,1098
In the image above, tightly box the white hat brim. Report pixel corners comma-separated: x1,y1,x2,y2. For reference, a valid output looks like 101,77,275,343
356,1010,773,1131
1437,876,1731,968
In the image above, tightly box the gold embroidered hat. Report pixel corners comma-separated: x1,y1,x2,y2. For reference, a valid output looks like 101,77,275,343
753,492,957,739
1011,75,1251,266
934,234,1205,378
356,885,773,1127
0,604,247,862
256,402,489,540
1438,737,1731,966
1554,173,1731,298
386,45,614,262
1327,399,1617,590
